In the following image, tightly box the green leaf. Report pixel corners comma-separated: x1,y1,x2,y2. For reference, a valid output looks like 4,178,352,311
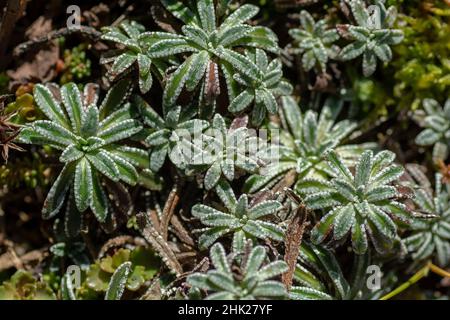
304,191,340,209
374,44,392,62
98,119,142,144
74,158,92,212
134,96,165,129
33,120,77,146
293,264,326,292
17,126,65,150
185,51,209,91
137,53,153,93
110,154,139,185
235,27,279,52
348,26,370,41
310,244,350,299
349,250,370,298
204,162,222,190
182,25,209,48
148,38,194,58
64,191,82,238
81,105,99,138
248,201,282,220
415,129,441,146
340,41,366,60
214,179,237,212
163,55,194,106
110,146,149,169
99,79,133,118
299,11,315,32
198,227,230,249
192,204,223,219
350,0,369,27
215,47,260,81
280,96,302,139
33,84,69,128
232,230,246,253
327,151,353,181
311,208,340,244
251,100,266,126
257,260,288,281
222,4,259,28
252,281,287,298
60,144,84,163
111,53,137,77
102,30,130,46
351,222,368,254
150,144,169,172
210,243,231,274
220,60,240,101
187,274,210,290
217,25,251,47
333,205,355,240
90,171,108,222
105,262,132,300
61,83,84,133
61,274,77,300
362,51,377,77
197,0,216,33
290,286,333,300
354,150,373,187
260,89,278,114
42,163,75,219
161,0,197,25
371,164,403,186
87,150,120,181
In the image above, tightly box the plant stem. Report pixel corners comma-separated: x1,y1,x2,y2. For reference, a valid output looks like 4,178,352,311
379,264,429,300
428,263,450,278
380,262,450,300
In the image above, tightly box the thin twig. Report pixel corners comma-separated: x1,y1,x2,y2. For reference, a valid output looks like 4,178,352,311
0,248,46,271
170,215,195,246
281,190,309,289
98,235,136,259
2,240,23,270
13,26,102,57
160,181,181,241
272,169,297,194
137,212,183,276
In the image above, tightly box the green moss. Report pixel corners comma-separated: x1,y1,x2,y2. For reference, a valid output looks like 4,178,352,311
391,5,450,109
0,151,50,189
60,44,92,84
0,270,56,300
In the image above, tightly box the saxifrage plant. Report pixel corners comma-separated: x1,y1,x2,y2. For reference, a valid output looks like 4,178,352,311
187,242,288,300
338,0,404,76
18,80,147,223
288,10,339,73
147,0,279,106
404,173,450,267
303,150,410,254
192,179,284,250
